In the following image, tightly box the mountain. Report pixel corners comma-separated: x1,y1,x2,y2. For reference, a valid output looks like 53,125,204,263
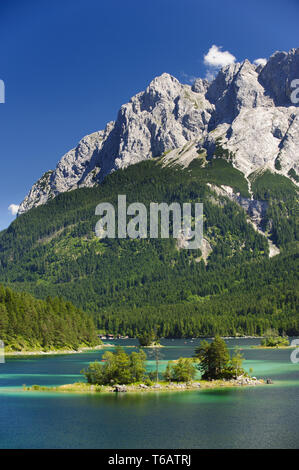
18,48,299,215
0,157,298,337
1,48,298,338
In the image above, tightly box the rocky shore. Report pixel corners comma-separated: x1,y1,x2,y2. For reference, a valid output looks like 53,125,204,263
25,376,265,394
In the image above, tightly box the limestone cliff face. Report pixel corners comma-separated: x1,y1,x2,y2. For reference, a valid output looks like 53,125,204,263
18,48,299,215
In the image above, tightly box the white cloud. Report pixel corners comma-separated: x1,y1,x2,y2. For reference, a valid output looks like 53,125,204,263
254,58,267,67
204,45,236,68
8,204,20,216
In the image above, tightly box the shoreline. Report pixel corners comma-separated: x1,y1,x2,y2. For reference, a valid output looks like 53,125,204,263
6,336,296,356
4,344,114,357
3,337,254,356
25,377,265,394
251,345,296,349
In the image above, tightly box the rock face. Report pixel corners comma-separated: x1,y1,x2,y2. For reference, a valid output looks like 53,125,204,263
113,385,127,392
206,183,280,258
18,48,299,215
259,48,299,106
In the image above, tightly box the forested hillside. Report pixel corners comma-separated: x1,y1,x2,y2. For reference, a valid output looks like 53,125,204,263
0,285,99,351
0,157,298,337
249,170,298,247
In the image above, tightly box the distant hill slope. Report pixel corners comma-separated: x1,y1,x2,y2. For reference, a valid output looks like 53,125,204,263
1,156,298,337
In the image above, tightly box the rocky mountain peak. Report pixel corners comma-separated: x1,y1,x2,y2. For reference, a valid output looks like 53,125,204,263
18,48,299,215
192,77,209,94
147,72,181,95
259,48,299,105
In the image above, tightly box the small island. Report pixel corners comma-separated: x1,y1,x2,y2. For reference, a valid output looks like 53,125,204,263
252,330,293,349
137,331,164,348
25,337,265,394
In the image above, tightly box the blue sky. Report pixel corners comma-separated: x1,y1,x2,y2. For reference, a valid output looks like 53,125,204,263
0,0,298,230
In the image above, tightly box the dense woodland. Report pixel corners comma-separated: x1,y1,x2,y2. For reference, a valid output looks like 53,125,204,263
0,284,99,351
249,170,298,247
0,157,298,339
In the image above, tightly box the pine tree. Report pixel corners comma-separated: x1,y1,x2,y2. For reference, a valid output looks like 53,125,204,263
195,336,230,380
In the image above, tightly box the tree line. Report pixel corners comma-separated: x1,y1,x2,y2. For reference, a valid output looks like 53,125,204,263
0,284,99,351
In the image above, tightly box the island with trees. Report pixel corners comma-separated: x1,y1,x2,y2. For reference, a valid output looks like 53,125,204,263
26,336,264,394
252,329,292,349
137,331,163,347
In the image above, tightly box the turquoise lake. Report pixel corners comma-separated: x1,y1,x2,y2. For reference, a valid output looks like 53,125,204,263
0,338,299,449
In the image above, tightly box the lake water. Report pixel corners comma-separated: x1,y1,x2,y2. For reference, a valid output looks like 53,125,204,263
0,338,299,449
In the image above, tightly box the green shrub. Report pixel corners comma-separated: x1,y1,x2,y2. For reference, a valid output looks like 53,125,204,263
261,335,289,347
163,358,197,383
82,347,147,385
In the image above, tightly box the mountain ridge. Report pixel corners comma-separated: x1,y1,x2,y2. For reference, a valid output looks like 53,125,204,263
18,48,299,215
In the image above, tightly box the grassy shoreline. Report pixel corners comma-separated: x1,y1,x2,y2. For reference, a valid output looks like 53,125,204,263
4,344,113,356
25,377,265,394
